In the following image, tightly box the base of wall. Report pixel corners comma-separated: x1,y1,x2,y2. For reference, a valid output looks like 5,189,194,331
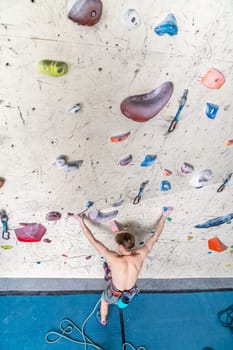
0,278,232,295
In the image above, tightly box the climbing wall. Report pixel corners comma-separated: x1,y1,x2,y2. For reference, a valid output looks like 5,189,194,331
0,0,232,279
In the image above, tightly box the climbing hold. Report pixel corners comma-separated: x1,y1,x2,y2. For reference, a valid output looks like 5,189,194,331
110,131,131,142
67,103,81,114
195,213,233,228
160,181,171,191
88,209,118,223
118,154,133,166
46,211,61,221
206,103,219,119
0,177,5,188
1,245,13,249
78,201,94,215
163,169,172,176
122,9,141,29
85,255,92,260
141,154,157,167
55,155,83,172
187,235,194,241
190,169,212,188
226,139,233,146
181,162,194,174
43,238,52,243
201,68,225,89
208,237,228,252
120,81,174,122
38,60,68,77
68,0,103,26
112,200,124,207
154,13,178,36
14,223,47,242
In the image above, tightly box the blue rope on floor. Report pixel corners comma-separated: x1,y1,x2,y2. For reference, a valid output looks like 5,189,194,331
45,297,147,350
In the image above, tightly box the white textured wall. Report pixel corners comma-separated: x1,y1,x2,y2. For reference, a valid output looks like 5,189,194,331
0,0,232,278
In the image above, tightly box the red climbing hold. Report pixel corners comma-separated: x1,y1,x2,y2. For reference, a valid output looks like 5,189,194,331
68,0,103,26
208,237,228,252
120,81,174,122
14,223,47,242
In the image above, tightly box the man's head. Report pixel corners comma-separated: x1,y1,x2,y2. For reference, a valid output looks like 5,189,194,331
115,231,135,255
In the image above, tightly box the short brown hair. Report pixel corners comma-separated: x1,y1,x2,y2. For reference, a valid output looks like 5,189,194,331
115,231,135,251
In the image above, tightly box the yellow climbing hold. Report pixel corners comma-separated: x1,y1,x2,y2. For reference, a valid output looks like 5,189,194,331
1,245,13,249
38,60,68,77
187,235,194,241
225,264,232,268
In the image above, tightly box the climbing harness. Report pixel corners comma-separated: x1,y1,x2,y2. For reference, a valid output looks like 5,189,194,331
168,89,188,133
133,181,149,204
217,173,232,192
0,210,10,240
45,296,147,350
217,304,233,333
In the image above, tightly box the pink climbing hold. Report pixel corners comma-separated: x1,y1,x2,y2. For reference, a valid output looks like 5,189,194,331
68,0,103,26
120,81,174,122
201,68,225,89
46,211,61,221
208,237,228,252
14,223,47,242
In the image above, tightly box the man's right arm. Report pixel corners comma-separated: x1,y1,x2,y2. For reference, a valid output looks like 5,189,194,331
73,214,117,259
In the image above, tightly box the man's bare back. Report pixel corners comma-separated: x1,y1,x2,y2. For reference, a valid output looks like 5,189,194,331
106,250,144,291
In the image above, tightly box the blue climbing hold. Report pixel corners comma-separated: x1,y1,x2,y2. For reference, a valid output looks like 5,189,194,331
206,103,219,119
141,154,157,167
160,180,171,191
154,13,178,36
195,213,233,228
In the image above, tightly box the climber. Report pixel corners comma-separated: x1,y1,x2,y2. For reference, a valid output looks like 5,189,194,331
73,207,172,326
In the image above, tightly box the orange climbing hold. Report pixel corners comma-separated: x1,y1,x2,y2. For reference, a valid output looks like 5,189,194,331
208,237,228,252
201,68,225,89
110,131,131,142
0,177,5,188
226,139,233,146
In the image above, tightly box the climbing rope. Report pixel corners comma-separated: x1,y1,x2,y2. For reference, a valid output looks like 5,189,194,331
217,304,233,333
45,297,147,350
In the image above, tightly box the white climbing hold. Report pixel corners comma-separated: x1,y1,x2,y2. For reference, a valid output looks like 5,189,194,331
122,9,141,29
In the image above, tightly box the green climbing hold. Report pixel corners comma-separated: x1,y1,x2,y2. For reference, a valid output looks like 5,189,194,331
1,245,13,249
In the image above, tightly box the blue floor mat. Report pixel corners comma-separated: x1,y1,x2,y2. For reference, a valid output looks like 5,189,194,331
0,291,232,350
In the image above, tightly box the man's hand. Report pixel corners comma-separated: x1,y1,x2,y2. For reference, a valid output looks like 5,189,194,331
162,206,174,218
73,213,85,224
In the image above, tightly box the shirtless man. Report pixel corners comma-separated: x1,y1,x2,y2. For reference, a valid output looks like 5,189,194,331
74,207,172,326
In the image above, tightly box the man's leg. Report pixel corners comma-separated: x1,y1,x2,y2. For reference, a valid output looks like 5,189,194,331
100,298,109,324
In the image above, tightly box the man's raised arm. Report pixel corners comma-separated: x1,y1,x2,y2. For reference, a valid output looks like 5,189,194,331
73,214,114,257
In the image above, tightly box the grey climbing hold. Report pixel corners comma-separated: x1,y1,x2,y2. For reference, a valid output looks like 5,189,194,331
55,155,83,172
122,9,141,29
67,103,81,114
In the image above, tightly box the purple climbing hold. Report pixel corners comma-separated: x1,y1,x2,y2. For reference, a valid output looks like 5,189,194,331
88,209,118,223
